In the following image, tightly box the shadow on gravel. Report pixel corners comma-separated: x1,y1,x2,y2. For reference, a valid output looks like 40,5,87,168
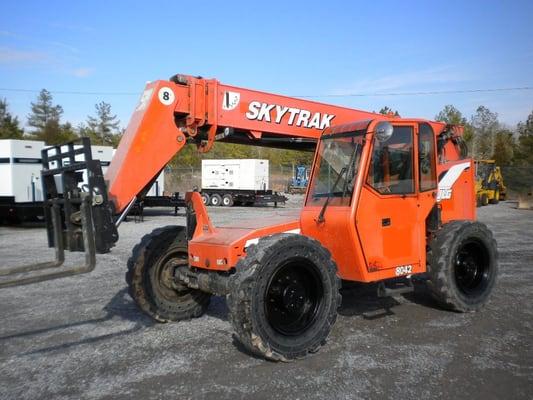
205,296,229,321
403,283,449,311
339,282,401,319
338,281,444,317
1,288,155,355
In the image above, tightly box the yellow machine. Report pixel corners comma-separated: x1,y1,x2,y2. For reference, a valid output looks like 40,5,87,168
475,160,506,206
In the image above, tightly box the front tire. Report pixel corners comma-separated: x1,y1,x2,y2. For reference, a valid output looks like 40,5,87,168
227,234,341,361
201,193,210,206
427,221,498,312
126,226,210,322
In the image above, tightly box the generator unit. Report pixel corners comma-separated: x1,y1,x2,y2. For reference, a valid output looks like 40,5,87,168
200,159,285,206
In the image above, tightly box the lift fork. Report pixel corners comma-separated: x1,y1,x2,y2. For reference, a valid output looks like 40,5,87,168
0,138,117,288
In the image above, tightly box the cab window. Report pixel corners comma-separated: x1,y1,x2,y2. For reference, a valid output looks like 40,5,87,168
367,126,414,194
418,123,437,191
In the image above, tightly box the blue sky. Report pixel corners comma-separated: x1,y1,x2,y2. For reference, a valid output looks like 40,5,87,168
1,0,532,130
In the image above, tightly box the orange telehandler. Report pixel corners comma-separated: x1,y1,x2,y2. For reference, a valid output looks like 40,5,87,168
0,74,498,361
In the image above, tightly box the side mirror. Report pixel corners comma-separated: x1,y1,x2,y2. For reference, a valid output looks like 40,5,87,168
375,121,394,142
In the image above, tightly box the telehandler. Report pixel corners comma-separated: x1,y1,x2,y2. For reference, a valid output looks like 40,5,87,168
0,75,498,361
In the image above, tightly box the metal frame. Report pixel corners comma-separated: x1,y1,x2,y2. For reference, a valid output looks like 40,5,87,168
0,197,96,288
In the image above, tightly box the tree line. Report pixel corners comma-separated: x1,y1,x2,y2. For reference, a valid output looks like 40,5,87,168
0,89,122,146
1,90,532,170
434,105,532,168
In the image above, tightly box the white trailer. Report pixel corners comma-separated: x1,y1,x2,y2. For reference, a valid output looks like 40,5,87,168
200,159,286,207
0,140,48,221
0,140,166,223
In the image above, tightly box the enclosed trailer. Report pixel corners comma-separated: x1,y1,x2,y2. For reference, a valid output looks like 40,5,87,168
0,140,46,221
200,159,286,206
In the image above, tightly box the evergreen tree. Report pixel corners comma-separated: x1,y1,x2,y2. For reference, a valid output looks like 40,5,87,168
492,129,514,166
515,110,533,166
86,101,121,146
27,89,74,144
28,89,63,144
378,106,400,116
0,98,24,139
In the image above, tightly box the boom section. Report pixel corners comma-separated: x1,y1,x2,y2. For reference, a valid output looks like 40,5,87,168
105,75,379,213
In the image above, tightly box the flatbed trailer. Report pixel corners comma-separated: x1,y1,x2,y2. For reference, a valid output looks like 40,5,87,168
0,197,44,223
200,188,287,207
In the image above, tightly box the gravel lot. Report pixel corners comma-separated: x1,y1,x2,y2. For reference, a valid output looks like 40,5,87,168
0,198,532,400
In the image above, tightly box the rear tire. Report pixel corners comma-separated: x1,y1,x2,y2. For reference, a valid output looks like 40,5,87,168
489,190,500,204
210,194,222,206
222,194,234,207
426,221,498,312
126,226,210,322
227,234,341,361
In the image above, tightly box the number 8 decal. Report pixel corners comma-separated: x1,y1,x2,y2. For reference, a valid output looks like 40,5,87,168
158,87,175,106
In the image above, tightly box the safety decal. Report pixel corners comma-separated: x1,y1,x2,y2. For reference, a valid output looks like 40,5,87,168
158,87,175,106
222,91,241,111
135,88,154,112
437,162,470,201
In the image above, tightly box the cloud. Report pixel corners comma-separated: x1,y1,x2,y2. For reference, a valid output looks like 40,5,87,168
0,47,48,64
333,66,469,95
49,41,80,54
71,67,94,78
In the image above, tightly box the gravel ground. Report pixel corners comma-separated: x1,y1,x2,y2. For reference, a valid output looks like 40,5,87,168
0,197,532,400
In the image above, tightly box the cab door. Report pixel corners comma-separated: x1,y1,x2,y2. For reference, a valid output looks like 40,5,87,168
356,124,423,276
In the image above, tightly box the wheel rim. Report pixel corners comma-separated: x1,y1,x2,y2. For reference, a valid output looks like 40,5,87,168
212,197,219,206
152,247,189,301
223,197,230,205
265,259,323,336
454,239,491,296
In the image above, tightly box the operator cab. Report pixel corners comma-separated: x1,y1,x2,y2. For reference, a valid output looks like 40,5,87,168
300,118,438,282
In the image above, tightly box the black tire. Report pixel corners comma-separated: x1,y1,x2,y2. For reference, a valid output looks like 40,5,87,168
227,234,341,361
201,193,210,206
222,194,234,207
426,221,498,312
481,193,489,206
489,190,500,204
126,225,210,322
210,194,222,206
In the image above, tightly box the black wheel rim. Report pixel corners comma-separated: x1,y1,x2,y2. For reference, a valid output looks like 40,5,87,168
152,247,189,301
265,259,323,336
454,239,491,296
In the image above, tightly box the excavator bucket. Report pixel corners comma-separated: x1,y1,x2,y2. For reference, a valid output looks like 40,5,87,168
0,138,118,289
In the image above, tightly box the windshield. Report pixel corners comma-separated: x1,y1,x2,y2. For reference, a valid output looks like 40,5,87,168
306,131,365,206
